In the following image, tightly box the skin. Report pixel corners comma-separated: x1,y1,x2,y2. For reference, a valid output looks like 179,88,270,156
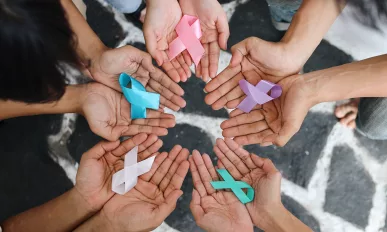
75,145,190,232
189,150,254,232
179,0,230,82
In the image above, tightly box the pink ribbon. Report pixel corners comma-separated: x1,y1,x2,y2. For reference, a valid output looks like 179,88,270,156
237,80,282,113
168,15,204,66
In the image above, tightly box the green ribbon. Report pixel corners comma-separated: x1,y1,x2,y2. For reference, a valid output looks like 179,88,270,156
119,73,160,119
210,169,254,204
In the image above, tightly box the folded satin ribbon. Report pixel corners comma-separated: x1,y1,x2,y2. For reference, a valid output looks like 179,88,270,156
112,146,155,195
210,169,254,204
237,80,282,113
168,15,205,66
119,73,160,119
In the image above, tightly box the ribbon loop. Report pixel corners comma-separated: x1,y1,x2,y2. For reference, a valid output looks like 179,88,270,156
237,80,282,113
112,146,155,195
119,73,160,119
168,15,205,66
210,169,254,204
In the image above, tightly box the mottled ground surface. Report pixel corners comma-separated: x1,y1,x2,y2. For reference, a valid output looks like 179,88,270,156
1,0,387,231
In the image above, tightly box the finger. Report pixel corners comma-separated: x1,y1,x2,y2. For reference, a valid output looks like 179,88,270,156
148,79,186,108
271,122,302,147
209,41,220,79
141,53,156,73
140,152,167,181
132,117,176,128
94,125,129,142
216,138,250,175
204,68,242,106
150,68,185,96
230,38,250,67
205,65,241,93
220,110,264,129
210,75,245,110
224,138,256,169
164,160,190,196
216,14,230,50
146,110,175,119
144,30,164,66
339,112,357,126
190,189,205,222
156,190,184,223
177,54,191,81
138,134,163,160
251,156,279,176
171,57,187,81
192,150,216,194
222,121,269,138
234,129,274,146
335,103,358,118
217,159,225,169
160,148,190,192
111,133,148,157
201,43,210,82
189,156,207,197
196,59,202,78
348,120,356,129
162,61,181,82
202,154,218,181
150,145,183,185
182,50,193,67
213,145,243,179
147,85,182,111
82,140,120,160
125,125,168,136
226,96,246,109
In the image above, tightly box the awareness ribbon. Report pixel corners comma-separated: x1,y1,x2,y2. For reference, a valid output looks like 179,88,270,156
210,169,254,204
119,73,160,119
168,15,205,66
237,80,282,113
112,146,155,195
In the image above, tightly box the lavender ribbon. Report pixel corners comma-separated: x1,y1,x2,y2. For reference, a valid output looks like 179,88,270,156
237,80,282,113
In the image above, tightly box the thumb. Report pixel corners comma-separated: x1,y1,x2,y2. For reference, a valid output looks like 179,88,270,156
157,190,183,219
144,29,164,66
190,189,205,222
216,14,230,50
275,122,301,147
140,52,156,73
229,38,249,67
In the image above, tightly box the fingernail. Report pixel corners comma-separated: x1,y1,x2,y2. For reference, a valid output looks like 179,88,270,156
203,89,207,93
261,142,273,147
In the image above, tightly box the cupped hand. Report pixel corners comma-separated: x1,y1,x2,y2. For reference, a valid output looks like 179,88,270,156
213,138,283,230
189,150,253,232
179,0,229,82
99,145,190,232
218,74,313,147
75,133,163,212
89,45,186,111
80,83,176,141
143,0,192,82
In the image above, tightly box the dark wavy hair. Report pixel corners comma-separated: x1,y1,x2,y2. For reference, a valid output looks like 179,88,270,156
0,0,81,103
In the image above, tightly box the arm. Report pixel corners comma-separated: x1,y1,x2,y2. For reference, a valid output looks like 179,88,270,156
60,0,107,68
281,0,347,70
307,54,387,103
0,85,83,120
1,188,95,232
262,205,312,232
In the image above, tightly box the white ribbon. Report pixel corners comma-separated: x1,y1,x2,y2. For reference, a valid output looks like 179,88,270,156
112,146,155,195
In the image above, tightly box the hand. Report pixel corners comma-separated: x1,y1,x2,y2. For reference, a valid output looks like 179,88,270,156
80,83,176,141
212,138,284,231
204,37,302,110
89,45,186,111
98,145,190,232
217,74,313,146
179,0,229,82
143,0,192,82
75,133,163,212
189,150,253,232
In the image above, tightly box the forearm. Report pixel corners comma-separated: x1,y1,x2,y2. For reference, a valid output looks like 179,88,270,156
305,54,387,104
74,211,111,232
281,0,346,67
260,205,312,232
0,85,84,120
61,0,107,67
1,188,96,232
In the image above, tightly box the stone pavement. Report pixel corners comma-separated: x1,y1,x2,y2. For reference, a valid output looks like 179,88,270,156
1,0,387,231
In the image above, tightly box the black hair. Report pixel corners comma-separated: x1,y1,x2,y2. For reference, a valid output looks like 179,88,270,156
347,0,387,30
0,0,81,103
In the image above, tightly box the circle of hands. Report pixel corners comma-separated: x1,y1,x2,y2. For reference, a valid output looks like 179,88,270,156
74,0,317,231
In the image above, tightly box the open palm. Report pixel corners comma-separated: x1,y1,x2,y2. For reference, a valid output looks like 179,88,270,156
89,45,186,111
80,83,176,141
144,0,192,83
179,0,229,82
189,150,253,232
75,133,163,212
100,145,190,232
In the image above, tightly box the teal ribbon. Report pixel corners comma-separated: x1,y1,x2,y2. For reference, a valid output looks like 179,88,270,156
119,73,160,119
210,169,254,204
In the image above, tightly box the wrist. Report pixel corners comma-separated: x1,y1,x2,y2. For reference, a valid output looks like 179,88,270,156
257,203,291,232
74,210,112,232
70,188,99,215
